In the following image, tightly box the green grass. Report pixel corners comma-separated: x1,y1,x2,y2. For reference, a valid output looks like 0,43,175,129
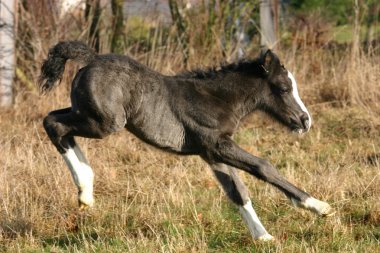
331,24,380,44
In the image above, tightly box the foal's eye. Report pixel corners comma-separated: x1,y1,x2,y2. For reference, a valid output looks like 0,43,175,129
279,88,290,94
273,85,290,95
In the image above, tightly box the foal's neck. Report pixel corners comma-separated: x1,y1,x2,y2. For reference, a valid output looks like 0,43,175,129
176,61,264,118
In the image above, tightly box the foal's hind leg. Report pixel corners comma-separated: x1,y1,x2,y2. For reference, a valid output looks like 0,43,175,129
43,109,107,209
210,163,274,241
62,137,95,209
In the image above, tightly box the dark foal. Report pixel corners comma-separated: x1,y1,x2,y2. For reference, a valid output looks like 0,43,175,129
39,41,333,241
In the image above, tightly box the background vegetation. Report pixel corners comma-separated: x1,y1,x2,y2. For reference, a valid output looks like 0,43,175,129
0,0,379,252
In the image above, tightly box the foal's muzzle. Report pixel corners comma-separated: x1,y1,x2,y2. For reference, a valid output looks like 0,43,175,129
300,113,311,130
291,112,311,134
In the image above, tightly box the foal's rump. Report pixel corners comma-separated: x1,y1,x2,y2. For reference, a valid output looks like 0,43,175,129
69,61,129,134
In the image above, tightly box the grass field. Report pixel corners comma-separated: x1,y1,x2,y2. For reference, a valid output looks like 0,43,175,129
1,92,379,252
1,3,380,251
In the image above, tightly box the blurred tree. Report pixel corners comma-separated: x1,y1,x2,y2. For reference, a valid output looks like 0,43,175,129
223,0,259,58
0,0,16,107
168,0,189,66
289,0,379,46
365,0,379,45
111,0,125,54
288,0,353,25
85,0,101,52
206,0,216,45
260,0,277,48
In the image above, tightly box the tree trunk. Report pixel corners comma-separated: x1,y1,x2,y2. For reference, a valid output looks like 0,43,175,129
260,0,276,48
0,0,16,107
85,0,101,52
271,0,279,48
111,0,125,54
168,0,189,66
351,0,360,63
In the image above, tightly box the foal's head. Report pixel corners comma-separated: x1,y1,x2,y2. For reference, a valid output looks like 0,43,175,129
257,50,311,134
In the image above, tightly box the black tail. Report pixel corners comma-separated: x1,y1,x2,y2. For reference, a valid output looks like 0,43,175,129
38,41,95,93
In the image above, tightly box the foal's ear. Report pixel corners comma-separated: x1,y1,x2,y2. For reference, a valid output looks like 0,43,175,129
260,49,277,75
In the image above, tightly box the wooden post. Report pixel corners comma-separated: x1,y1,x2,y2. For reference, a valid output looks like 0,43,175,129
260,0,276,48
0,0,16,107
272,0,279,48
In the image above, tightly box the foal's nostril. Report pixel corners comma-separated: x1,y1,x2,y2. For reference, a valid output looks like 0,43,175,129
300,113,310,130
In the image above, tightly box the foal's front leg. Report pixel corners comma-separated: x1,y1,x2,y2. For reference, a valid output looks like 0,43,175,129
210,163,274,241
210,137,334,216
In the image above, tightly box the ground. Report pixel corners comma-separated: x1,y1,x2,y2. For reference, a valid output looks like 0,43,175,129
0,100,379,252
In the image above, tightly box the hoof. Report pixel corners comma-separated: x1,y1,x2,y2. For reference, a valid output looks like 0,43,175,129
78,191,94,210
78,199,93,211
256,234,275,241
318,203,335,217
79,202,90,211
292,197,335,217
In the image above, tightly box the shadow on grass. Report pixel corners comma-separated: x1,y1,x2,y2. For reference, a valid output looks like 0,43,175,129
0,217,34,239
41,232,99,250
366,153,380,166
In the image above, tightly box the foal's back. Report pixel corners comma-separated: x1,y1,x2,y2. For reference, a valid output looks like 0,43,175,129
73,54,191,152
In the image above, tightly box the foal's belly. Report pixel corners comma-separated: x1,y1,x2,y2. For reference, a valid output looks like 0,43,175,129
126,105,186,153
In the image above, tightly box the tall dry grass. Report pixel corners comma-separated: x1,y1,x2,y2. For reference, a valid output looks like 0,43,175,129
1,1,379,252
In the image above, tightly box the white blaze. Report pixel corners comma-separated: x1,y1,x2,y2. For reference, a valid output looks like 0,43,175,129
287,71,312,130
239,200,274,241
62,148,94,207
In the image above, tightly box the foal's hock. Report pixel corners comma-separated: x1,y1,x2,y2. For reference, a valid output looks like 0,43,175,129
39,41,334,241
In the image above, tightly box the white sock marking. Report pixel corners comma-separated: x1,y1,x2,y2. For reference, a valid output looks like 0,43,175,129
288,71,312,130
239,200,274,240
62,148,94,206
292,197,333,216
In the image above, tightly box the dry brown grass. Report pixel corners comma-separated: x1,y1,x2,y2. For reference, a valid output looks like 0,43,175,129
1,86,379,252
1,2,379,252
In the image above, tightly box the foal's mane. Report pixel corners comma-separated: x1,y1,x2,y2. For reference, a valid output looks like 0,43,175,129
177,57,263,79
